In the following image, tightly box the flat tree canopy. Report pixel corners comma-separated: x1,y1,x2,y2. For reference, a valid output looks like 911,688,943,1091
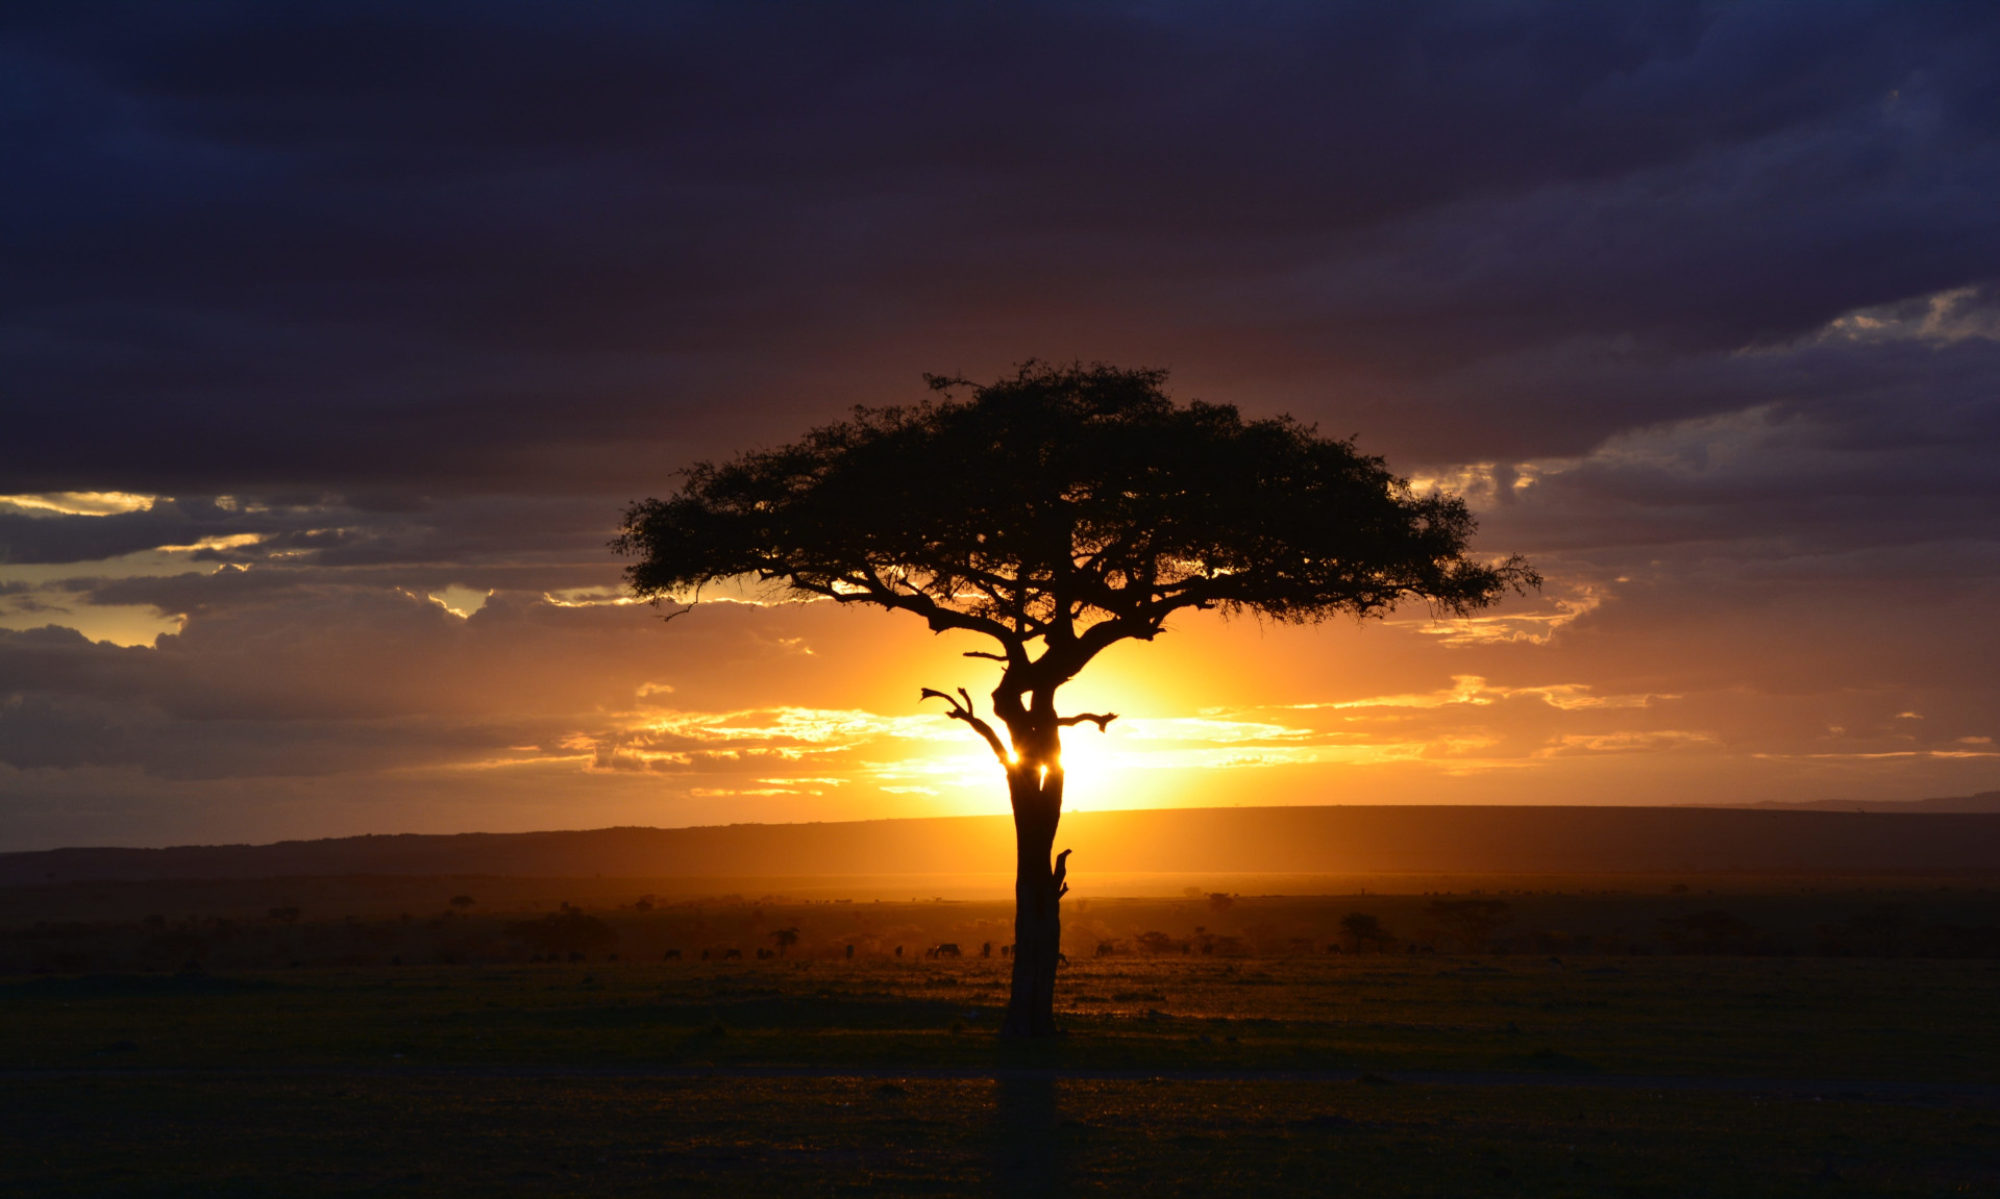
617,363,1532,659
616,361,1535,1035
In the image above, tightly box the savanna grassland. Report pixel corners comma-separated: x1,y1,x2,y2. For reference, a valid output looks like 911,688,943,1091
4,878,1999,1196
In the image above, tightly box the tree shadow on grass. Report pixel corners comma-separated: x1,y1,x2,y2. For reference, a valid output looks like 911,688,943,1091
992,1073,1067,1197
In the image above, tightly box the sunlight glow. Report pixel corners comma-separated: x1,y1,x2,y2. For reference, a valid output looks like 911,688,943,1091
1398,584,1603,646
0,491,158,517
542,588,645,607
427,585,493,619
1299,675,1667,713
160,533,267,553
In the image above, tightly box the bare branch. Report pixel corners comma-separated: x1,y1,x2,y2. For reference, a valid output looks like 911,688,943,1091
854,569,1022,651
1056,712,1117,732
919,686,1010,764
962,650,1008,662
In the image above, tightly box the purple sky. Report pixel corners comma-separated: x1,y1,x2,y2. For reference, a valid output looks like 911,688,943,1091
3,1,1998,849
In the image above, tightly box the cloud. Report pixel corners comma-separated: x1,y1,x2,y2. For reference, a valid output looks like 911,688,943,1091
0,579,977,784
1396,586,1607,648
1534,730,1719,757
3,2,1999,844
1301,675,1665,713
0,496,276,565
4,2,1998,489
0,492,156,517
1807,285,2000,348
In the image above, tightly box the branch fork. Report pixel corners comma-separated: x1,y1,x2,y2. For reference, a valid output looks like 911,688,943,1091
919,686,1010,764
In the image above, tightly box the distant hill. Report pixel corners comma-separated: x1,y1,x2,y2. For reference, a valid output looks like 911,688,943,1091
1722,790,2000,813
4,803,1998,885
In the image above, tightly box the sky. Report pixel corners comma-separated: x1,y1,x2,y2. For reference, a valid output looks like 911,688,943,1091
3,1,1999,850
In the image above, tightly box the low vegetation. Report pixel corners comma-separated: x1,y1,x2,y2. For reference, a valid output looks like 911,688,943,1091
5,875,1997,1194
6,876,1999,975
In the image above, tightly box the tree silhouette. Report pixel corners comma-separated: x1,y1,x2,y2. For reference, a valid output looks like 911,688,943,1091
1340,911,1390,953
616,362,1535,1036
770,926,800,956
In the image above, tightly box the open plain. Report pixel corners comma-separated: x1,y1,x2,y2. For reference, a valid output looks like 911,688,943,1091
5,878,1998,1196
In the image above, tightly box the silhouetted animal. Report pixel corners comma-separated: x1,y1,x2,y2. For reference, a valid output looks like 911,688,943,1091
722,947,743,960
926,943,962,959
663,949,681,960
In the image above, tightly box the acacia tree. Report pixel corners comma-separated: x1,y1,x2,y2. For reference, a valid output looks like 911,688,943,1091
615,362,1535,1037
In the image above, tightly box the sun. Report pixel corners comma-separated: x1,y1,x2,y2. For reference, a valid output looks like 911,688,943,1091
864,676,1163,816
1050,721,1139,810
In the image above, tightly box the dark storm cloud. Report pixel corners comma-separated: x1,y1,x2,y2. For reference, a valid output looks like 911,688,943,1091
0,497,291,564
61,562,606,617
0,494,628,605
5,0,1998,492
0,589,655,776
0,624,166,696
5,2,2000,845
0,689,544,780
1467,329,2000,559
0,581,914,777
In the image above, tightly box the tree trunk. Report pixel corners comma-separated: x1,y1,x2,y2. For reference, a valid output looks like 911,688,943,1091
1001,765,1066,1038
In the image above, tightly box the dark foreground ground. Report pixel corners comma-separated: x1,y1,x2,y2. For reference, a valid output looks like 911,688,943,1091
5,949,1998,1197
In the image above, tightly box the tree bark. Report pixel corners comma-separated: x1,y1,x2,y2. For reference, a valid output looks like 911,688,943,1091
1001,763,1066,1038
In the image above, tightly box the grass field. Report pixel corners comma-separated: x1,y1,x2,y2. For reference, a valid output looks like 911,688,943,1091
5,944,1998,1196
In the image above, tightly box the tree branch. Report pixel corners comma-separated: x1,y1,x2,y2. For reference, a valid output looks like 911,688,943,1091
919,686,1011,764
953,562,1052,639
823,569,1024,657
1056,712,1117,732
